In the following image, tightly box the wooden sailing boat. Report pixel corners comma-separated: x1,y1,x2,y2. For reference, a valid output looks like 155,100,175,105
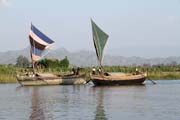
90,20,147,86
16,24,86,86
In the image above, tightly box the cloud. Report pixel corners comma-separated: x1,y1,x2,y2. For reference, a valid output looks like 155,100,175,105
0,0,12,7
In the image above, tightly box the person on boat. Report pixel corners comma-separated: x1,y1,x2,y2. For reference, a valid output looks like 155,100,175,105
98,68,102,74
25,69,29,76
92,67,96,75
135,68,140,75
76,67,80,75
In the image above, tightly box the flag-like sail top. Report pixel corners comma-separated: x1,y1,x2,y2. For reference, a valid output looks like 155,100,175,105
29,24,54,62
91,20,109,65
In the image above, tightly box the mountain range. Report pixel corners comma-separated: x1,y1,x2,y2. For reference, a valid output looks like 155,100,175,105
0,47,179,66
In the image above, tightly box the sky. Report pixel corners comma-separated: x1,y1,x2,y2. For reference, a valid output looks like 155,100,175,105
0,0,180,58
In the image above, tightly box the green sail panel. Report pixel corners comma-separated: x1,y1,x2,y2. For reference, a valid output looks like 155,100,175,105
91,20,109,64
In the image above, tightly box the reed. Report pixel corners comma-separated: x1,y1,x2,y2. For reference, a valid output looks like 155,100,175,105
1,65,180,83
149,72,180,80
0,74,17,83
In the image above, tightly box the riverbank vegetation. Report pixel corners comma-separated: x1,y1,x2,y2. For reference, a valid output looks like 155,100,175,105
1,55,180,83
1,64,180,83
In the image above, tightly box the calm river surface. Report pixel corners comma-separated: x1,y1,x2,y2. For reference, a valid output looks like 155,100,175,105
0,80,180,120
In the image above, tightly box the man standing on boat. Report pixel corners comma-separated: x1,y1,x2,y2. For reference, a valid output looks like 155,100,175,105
76,67,80,75
135,68,140,75
92,67,96,75
98,68,102,74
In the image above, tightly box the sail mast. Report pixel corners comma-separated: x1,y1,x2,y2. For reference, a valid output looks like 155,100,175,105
32,38,36,74
29,26,35,73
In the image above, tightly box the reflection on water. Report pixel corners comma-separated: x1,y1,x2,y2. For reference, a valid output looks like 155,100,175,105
29,87,54,120
93,87,107,120
30,87,45,120
1,80,180,120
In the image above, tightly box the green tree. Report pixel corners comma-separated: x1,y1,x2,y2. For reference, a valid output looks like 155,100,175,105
16,55,30,68
37,57,69,68
59,56,69,68
38,59,48,68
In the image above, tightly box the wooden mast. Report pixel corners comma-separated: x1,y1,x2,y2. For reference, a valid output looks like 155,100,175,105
32,37,36,74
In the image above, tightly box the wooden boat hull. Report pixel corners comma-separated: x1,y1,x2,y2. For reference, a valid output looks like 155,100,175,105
16,74,87,86
90,73,146,86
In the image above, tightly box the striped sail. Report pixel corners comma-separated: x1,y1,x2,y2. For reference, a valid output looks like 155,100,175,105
29,24,54,62
91,19,109,66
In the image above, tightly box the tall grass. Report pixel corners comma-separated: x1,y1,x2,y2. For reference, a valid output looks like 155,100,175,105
0,64,180,83
0,65,17,83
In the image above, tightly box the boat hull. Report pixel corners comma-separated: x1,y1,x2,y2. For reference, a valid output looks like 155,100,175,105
16,74,87,86
90,73,146,86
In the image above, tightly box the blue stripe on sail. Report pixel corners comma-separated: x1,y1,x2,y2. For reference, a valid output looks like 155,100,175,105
31,46,43,56
31,24,54,44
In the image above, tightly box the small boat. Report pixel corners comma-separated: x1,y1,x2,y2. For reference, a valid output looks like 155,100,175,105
90,19,147,86
16,24,87,86
90,73,146,86
17,73,86,86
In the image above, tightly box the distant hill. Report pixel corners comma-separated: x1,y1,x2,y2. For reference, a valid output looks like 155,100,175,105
0,47,180,66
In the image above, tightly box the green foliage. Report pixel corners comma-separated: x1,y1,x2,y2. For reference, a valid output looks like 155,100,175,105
59,56,69,68
38,59,60,68
0,65,18,83
16,55,30,68
38,59,48,68
2,63,180,83
37,56,69,68
0,64,16,74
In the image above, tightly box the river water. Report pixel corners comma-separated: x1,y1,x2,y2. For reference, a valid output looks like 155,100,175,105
0,80,180,120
